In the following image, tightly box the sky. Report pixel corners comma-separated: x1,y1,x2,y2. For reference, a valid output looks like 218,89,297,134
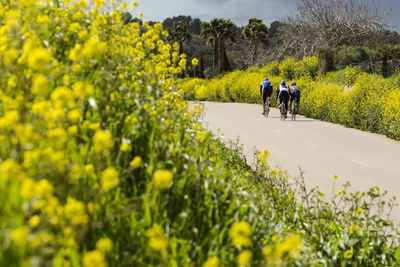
132,0,400,31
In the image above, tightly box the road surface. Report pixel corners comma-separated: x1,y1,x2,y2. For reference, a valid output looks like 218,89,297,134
197,102,400,221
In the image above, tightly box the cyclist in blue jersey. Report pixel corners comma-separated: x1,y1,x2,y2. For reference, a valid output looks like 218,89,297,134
260,77,273,115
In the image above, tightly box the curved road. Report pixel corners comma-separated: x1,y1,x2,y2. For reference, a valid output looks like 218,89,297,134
197,102,400,221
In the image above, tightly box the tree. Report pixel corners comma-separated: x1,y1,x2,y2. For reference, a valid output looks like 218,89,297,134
201,18,235,73
166,21,192,57
242,18,269,65
279,0,390,71
121,12,132,25
374,45,400,77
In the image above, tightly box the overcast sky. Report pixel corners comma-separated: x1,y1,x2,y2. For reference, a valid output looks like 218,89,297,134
132,0,400,31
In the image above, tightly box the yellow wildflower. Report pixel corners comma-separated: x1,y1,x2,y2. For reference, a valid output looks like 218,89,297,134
153,170,173,190
82,37,106,59
257,149,269,164
337,190,345,195
35,179,54,197
29,215,41,228
120,143,131,152
82,250,107,267
203,256,220,267
27,48,52,71
64,197,89,226
92,129,113,153
349,225,360,235
20,178,37,200
238,250,252,266
11,226,29,246
192,58,199,66
129,156,142,169
96,238,113,253
344,248,353,259
229,221,252,247
101,167,119,192
145,224,168,251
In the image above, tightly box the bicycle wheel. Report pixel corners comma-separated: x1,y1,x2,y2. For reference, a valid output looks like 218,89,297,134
281,103,286,121
265,99,270,118
291,101,296,121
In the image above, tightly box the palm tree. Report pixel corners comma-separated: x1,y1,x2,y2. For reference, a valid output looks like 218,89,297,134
201,18,235,73
166,21,191,57
242,18,269,64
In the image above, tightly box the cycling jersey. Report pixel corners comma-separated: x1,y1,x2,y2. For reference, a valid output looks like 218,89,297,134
289,86,300,97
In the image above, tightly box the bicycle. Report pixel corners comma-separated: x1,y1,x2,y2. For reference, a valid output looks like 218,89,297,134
291,100,298,121
280,102,287,121
264,97,270,117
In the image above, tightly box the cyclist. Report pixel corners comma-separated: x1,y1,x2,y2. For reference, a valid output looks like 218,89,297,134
260,77,273,115
276,80,289,118
289,81,300,113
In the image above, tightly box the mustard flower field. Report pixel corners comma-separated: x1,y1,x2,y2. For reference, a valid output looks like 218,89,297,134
1,1,400,266
180,57,400,140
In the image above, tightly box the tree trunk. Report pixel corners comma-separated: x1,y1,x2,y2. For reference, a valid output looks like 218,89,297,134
253,43,258,65
213,38,219,70
199,52,205,78
179,40,184,57
381,58,390,78
219,40,231,74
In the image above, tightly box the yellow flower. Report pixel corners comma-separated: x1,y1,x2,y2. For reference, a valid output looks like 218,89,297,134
27,48,52,71
8,75,18,88
153,170,173,190
82,250,107,267
356,208,363,215
203,256,220,267
337,190,345,195
129,156,142,169
82,37,106,59
93,130,113,154
229,221,252,247
101,167,119,192
96,238,113,253
68,125,78,135
349,224,360,235
29,215,41,228
277,235,303,258
20,178,37,200
64,197,89,226
31,74,49,95
333,174,338,180
11,226,29,246
145,224,168,251
120,143,131,152
343,248,353,259
35,179,54,197
257,149,269,164
68,109,82,123
191,58,199,66
238,250,252,266
0,159,23,182
0,110,19,130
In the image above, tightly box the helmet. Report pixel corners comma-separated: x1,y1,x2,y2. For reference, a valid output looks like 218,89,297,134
264,77,269,81
281,80,286,85
291,81,296,86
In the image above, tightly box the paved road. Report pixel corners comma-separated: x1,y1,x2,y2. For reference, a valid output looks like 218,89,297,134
197,102,400,221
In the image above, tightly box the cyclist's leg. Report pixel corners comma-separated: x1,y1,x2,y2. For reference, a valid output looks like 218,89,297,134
297,96,300,111
284,93,289,116
262,95,267,114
